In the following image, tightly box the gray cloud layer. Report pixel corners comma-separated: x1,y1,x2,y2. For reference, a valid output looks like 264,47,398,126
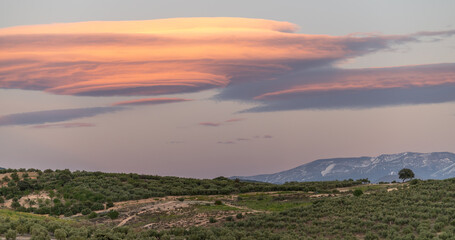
0,107,123,126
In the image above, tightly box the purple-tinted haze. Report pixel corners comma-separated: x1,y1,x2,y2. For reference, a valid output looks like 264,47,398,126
0,1,454,178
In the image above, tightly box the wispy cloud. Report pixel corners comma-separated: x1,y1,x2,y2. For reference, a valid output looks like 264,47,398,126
217,135,273,145
236,138,250,141
31,122,95,129
217,141,235,144
112,97,191,106
0,107,123,126
254,135,274,139
199,118,246,127
199,122,222,127
225,118,245,123
1,18,454,111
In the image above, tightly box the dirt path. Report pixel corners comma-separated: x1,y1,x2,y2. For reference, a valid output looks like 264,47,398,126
117,200,208,227
115,198,261,228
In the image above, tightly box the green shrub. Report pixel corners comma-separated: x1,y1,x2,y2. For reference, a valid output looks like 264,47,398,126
353,189,363,197
107,210,119,220
106,201,114,209
364,232,379,240
5,229,17,240
81,208,91,215
88,211,98,219
90,202,104,211
410,179,421,185
54,229,67,240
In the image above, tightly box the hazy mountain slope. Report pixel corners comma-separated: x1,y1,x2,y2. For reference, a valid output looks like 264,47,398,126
232,152,455,183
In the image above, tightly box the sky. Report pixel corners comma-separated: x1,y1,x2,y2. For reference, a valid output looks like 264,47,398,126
1,0,455,178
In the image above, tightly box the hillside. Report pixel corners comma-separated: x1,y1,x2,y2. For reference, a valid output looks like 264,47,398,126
1,173,455,239
0,168,364,217
232,152,455,183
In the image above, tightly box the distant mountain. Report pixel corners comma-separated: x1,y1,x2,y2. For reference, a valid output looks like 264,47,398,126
232,152,455,184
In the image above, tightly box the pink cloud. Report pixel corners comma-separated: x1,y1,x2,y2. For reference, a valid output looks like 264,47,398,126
225,118,245,122
254,64,455,100
1,18,454,111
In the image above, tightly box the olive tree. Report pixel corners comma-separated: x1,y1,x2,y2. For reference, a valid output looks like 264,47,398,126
398,168,415,182
54,229,67,240
5,229,17,240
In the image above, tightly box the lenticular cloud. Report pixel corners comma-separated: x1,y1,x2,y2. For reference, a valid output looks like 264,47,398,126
1,17,454,111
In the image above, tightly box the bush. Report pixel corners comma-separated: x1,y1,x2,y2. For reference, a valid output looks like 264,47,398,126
106,201,114,209
91,202,104,211
226,216,234,221
409,179,420,185
214,200,222,205
107,210,119,220
54,229,67,240
209,217,217,223
364,232,379,240
88,211,98,219
353,189,363,197
5,229,17,240
81,208,91,215
236,213,243,219
177,197,185,202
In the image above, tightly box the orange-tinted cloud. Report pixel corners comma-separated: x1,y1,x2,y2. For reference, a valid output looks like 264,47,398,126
112,97,190,106
239,63,455,111
1,18,454,111
225,118,245,122
255,64,455,100
0,18,301,96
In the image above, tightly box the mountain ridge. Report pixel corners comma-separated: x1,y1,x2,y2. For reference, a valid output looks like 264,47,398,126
231,152,455,184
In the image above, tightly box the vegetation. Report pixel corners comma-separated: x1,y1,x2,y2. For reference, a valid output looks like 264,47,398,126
353,188,363,197
0,168,365,217
5,168,455,239
107,210,119,220
399,168,415,182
